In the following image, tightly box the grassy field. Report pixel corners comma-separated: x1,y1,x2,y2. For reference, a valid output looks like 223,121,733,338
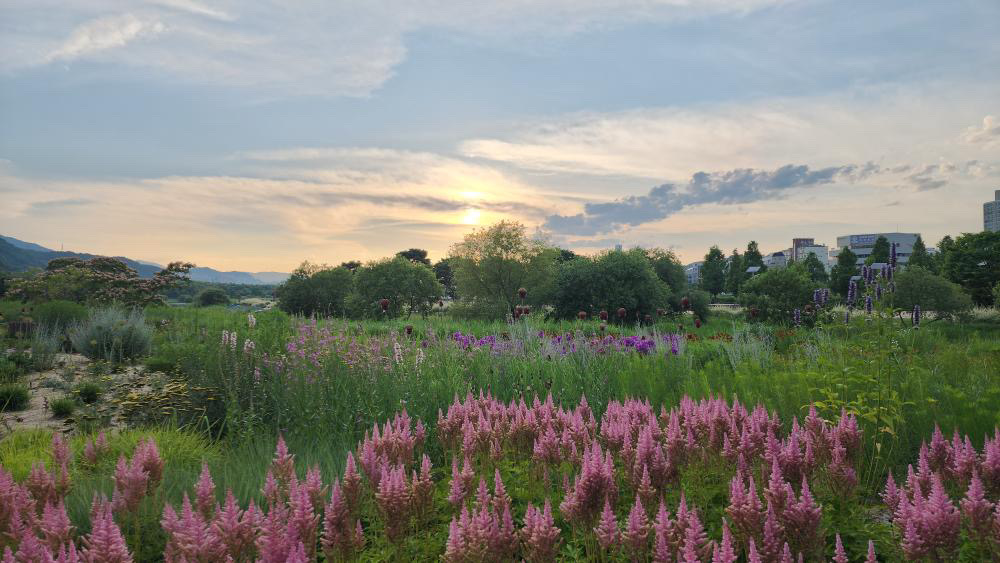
2,303,1000,560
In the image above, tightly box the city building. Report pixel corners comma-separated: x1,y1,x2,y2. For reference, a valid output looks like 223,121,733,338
764,251,788,268
832,232,921,266
685,261,703,286
791,238,815,261
986,189,1000,232
790,237,831,269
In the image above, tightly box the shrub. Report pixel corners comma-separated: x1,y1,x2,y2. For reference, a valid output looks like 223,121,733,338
49,396,76,417
894,266,973,320
193,287,231,307
0,383,30,411
446,298,510,321
0,357,17,382
352,257,444,318
686,288,712,322
275,263,354,316
30,325,62,371
32,299,87,329
551,248,671,320
69,307,152,363
74,381,102,404
738,264,819,323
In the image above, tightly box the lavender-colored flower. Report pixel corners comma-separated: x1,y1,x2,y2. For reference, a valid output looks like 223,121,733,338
912,305,921,328
890,242,897,267
847,280,857,304
792,309,801,327
864,295,873,315
844,308,851,324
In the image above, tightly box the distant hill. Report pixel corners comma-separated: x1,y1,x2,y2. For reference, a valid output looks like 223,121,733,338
0,235,287,285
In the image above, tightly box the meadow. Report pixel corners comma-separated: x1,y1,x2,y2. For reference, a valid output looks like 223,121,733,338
2,299,1000,561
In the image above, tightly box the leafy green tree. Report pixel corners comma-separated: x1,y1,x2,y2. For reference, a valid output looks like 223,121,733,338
700,246,726,296
725,249,743,295
396,248,431,266
557,248,579,262
339,260,361,272
738,263,819,323
10,257,192,306
432,258,456,299
893,266,972,319
941,230,1000,306
551,248,670,320
351,257,443,318
744,241,765,278
907,235,935,272
801,252,829,284
644,248,687,311
866,236,891,265
193,287,230,307
449,220,559,314
830,247,859,296
275,262,354,316
993,282,1000,309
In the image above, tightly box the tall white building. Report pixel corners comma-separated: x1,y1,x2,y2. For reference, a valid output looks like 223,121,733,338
685,262,703,286
986,189,1000,232
832,232,920,265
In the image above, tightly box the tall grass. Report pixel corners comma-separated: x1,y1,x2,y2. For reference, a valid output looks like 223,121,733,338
69,307,152,363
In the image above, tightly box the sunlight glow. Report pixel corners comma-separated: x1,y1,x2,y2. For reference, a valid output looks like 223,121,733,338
461,208,481,225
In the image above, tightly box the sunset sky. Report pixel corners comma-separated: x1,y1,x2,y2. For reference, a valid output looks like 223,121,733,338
2,0,998,271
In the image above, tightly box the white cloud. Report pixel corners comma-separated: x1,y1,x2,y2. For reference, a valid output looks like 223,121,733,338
2,0,792,96
963,115,1000,145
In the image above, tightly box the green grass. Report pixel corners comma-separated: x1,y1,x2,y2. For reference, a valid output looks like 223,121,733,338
0,382,30,411
50,396,76,417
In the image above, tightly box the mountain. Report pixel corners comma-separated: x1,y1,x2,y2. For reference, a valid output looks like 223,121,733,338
1,235,287,285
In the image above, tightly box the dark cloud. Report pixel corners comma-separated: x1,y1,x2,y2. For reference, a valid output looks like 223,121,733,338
296,191,547,216
905,165,947,191
544,163,866,236
26,198,95,214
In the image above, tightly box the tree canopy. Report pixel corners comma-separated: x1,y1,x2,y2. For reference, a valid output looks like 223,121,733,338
275,262,354,317
866,236,890,265
10,257,192,307
830,247,858,296
551,248,670,321
700,246,726,296
801,252,829,284
940,230,1000,306
351,257,443,318
725,249,743,295
893,266,972,319
396,248,431,266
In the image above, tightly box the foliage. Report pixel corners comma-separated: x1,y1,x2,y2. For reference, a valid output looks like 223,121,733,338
865,235,891,265
49,396,76,417
551,248,671,320
159,280,276,304
69,307,153,363
192,287,231,307
644,248,688,312
743,240,765,276
801,251,829,284
32,299,88,329
396,248,432,265
8,257,193,307
893,266,973,319
449,221,559,315
738,263,819,323
908,235,935,272
433,258,456,299
351,256,444,318
941,230,1000,306
74,381,102,404
686,288,712,322
0,382,30,411
725,248,743,295
830,247,858,296
274,262,353,317
700,245,726,296
30,325,62,371
994,282,1000,309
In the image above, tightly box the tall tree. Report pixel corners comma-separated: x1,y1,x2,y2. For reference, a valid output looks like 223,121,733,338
744,241,764,269
866,236,890,265
725,249,743,295
801,252,829,284
941,230,1000,306
351,257,443,318
701,246,726,296
448,220,559,312
339,260,361,272
396,248,431,266
432,258,456,299
907,235,935,272
829,247,858,296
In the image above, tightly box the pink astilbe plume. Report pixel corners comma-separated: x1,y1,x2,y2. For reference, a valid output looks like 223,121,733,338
194,463,216,520
374,464,411,542
287,479,320,559
832,533,848,563
865,540,877,563
521,499,561,562
212,491,259,561
827,436,858,497
711,518,737,563
82,432,110,465
80,497,132,563
133,438,164,490
39,500,74,551
594,498,620,551
960,471,994,540
255,504,293,563
341,451,362,516
26,462,57,507
622,496,650,559
111,455,149,513
161,494,224,562
411,455,434,514
270,436,296,491
781,476,822,555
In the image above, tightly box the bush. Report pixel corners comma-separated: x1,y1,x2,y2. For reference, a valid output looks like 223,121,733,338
30,326,62,371
446,298,510,321
193,287,231,307
74,381,102,404
894,266,973,319
352,257,444,318
551,248,670,320
275,263,354,316
686,288,712,322
32,300,87,329
0,383,30,411
49,396,75,417
738,264,819,323
69,307,152,363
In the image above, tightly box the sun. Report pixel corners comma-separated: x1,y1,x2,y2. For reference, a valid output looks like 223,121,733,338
461,208,481,225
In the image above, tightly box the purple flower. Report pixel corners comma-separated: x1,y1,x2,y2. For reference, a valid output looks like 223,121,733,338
912,305,921,328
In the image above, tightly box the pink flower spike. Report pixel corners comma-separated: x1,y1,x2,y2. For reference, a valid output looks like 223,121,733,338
594,498,620,550
832,533,848,563
194,463,216,519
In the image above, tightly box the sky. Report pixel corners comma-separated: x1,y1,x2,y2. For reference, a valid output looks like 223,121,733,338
1,0,999,272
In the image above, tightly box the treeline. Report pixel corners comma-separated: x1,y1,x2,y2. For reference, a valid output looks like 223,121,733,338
275,221,708,321
159,280,277,304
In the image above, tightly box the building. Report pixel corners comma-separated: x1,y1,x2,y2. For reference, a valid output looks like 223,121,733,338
685,261,703,286
986,189,1000,232
832,232,920,266
764,251,788,268
791,238,815,261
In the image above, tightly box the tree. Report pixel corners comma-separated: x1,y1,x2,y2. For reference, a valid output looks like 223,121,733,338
551,249,670,320
396,249,431,266
10,257,192,306
644,248,687,310
801,252,829,284
351,257,443,318
893,266,972,319
744,241,765,277
866,236,890,265
448,220,559,314
700,246,726,296
941,230,1000,306
557,248,579,262
725,249,743,295
193,287,230,307
275,262,354,316
738,263,819,323
432,258,456,299
829,247,858,296
339,260,361,272
907,235,934,272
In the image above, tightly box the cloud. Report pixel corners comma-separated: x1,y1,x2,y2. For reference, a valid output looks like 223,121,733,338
25,198,96,213
963,115,1000,145
544,163,870,235
45,13,166,63
2,0,791,96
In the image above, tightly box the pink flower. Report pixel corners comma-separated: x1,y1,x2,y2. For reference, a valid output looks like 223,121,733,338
594,498,620,551
521,499,561,562
80,497,132,563
622,496,650,558
194,463,216,519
